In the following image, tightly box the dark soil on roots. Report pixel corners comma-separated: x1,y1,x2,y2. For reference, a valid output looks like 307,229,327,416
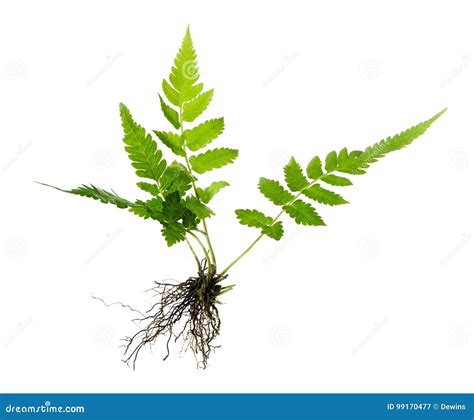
122,264,228,369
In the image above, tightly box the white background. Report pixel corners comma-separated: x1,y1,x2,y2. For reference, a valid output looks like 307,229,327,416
0,0,473,393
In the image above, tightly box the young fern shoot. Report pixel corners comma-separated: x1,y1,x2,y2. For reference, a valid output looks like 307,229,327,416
39,27,446,368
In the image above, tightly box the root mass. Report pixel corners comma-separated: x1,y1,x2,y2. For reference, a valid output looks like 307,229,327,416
123,263,229,369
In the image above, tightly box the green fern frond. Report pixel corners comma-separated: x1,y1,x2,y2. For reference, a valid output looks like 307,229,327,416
120,103,167,183
236,109,445,242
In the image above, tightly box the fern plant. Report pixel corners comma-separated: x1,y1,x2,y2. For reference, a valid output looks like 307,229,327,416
39,27,446,368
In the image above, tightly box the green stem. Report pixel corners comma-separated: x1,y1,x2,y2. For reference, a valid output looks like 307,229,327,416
185,236,201,269
218,284,236,295
184,152,217,265
220,233,264,276
187,231,212,277
179,105,217,268
221,170,334,276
